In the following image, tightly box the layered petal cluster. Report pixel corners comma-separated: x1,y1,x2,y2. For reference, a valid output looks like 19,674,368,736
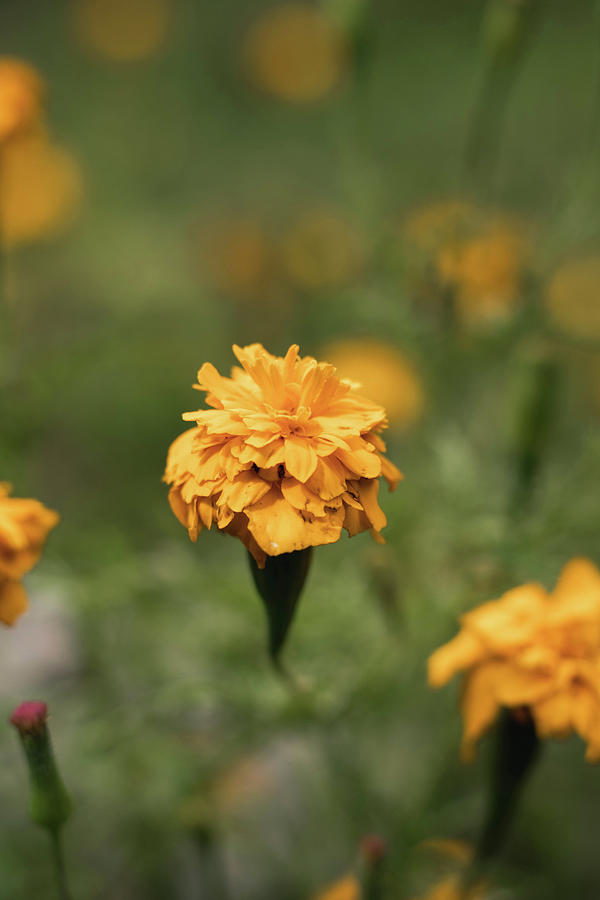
164,343,402,567
428,558,600,761
0,58,43,144
0,483,59,625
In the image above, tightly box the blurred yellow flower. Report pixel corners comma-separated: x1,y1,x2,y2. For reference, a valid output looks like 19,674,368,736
164,343,401,567
418,839,473,867
310,874,361,900
545,255,600,341
438,225,525,327
72,0,172,62
0,483,59,626
0,58,43,145
196,219,273,301
241,3,347,103
402,201,473,255
322,339,424,428
402,202,528,328
411,875,487,900
282,210,364,290
428,558,600,761
0,132,83,247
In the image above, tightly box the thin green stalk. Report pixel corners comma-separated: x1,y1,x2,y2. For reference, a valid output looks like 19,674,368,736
49,829,73,900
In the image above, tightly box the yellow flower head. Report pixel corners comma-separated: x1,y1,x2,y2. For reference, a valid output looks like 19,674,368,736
428,558,600,761
545,255,600,341
241,3,347,104
0,132,82,247
411,875,487,900
164,343,402,568
310,874,361,900
0,58,43,144
73,0,172,62
0,484,59,626
437,224,525,327
322,339,424,429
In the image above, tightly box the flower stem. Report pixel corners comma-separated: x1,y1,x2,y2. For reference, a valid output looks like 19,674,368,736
49,829,73,900
466,708,540,886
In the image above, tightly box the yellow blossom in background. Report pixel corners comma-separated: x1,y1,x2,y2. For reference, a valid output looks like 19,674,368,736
195,219,273,301
241,3,348,103
438,224,525,328
72,0,172,62
544,255,600,341
428,558,600,761
418,839,473,867
0,58,43,144
402,201,529,328
310,874,361,900
402,201,473,256
282,209,364,290
0,483,59,626
321,339,425,429
411,874,488,900
164,343,401,567
0,132,83,247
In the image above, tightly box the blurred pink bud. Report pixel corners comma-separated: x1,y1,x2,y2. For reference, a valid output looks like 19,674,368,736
10,700,48,735
360,834,387,863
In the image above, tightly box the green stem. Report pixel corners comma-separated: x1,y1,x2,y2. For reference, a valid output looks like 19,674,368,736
464,709,540,888
49,829,73,900
588,0,600,155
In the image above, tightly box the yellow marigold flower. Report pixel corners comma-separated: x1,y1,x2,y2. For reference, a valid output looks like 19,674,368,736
411,875,487,900
310,874,361,900
438,225,525,327
241,3,347,103
0,484,59,626
164,343,401,568
402,201,474,255
0,132,83,247
0,58,43,144
322,339,424,429
428,558,600,761
545,255,600,341
72,0,172,62
282,209,364,290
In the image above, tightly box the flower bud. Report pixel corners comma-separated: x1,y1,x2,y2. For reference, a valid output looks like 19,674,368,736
10,701,71,832
248,547,313,666
360,833,387,900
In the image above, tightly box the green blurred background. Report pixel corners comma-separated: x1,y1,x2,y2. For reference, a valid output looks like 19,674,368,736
1,0,600,897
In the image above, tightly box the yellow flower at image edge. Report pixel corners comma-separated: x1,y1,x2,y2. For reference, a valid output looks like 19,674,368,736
0,132,83,247
0,484,59,625
428,558,600,761
310,874,361,900
164,343,402,568
411,874,487,900
0,57,43,144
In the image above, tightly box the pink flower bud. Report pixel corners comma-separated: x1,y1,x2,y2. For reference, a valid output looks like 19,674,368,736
360,834,387,863
10,700,48,735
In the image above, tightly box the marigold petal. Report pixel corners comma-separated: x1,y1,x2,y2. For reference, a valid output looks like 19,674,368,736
283,434,318,482
358,478,387,532
0,579,27,625
246,488,344,556
428,630,484,687
218,470,272,513
460,663,503,759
